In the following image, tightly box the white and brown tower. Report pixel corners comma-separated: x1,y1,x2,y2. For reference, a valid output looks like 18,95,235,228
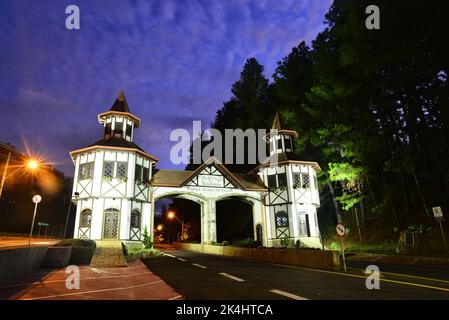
250,112,322,248
70,90,158,241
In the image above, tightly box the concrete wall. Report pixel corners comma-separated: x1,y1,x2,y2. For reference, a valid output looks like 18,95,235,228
0,246,48,284
174,242,340,271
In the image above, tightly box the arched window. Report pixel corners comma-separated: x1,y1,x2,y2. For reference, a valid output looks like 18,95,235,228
130,210,141,229
275,211,289,228
79,209,92,228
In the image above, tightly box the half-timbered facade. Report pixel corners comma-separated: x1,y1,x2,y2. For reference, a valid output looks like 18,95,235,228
70,92,321,248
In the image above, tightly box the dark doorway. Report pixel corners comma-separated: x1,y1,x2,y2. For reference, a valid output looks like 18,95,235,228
216,198,253,243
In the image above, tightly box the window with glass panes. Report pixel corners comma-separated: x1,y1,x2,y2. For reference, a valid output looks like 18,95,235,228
103,161,114,178
117,162,127,179
293,173,301,188
301,173,310,188
135,164,142,182
275,210,289,227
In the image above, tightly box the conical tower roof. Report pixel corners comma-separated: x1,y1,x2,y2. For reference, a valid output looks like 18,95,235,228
110,89,130,113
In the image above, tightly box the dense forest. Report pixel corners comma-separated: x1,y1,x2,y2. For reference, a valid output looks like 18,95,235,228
182,0,449,250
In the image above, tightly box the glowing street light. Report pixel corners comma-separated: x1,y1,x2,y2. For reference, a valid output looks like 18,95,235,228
26,159,39,170
167,211,184,241
0,154,41,198
156,224,163,231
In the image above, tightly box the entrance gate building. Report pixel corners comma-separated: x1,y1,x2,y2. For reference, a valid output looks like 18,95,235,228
70,91,322,248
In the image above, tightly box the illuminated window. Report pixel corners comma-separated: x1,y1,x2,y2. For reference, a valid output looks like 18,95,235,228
117,162,127,179
103,161,114,178
80,209,92,228
275,211,289,228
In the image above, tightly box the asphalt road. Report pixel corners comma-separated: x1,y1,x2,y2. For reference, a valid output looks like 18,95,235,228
144,249,449,300
0,237,59,250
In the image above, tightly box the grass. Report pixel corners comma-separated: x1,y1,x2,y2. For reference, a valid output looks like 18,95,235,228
55,239,96,265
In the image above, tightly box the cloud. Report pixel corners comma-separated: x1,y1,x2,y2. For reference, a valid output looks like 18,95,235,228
0,0,332,175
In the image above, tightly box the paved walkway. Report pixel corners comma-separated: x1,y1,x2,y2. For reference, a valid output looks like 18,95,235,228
90,240,127,268
0,260,182,300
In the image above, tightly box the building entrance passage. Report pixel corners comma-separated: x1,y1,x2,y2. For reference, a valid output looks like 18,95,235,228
103,209,119,239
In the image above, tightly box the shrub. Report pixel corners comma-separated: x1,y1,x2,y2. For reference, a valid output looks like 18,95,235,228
221,241,229,246
142,226,153,249
232,238,261,248
55,239,96,265
125,247,161,262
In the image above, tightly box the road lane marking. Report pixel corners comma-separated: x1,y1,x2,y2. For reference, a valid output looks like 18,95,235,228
163,253,177,258
269,289,308,300
300,267,449,293
192,263,207,269
270,263,449,293
219,272,245,282
169,295,183,300
21,280,164,300
177,257,187,262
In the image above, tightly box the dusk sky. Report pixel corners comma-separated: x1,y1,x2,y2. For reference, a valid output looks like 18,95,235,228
0,0,332,177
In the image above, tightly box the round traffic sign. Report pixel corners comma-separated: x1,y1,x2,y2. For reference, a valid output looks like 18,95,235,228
336,223,346,237
32,194,42,204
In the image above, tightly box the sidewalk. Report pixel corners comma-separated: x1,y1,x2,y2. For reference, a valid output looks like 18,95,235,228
0,259,183,300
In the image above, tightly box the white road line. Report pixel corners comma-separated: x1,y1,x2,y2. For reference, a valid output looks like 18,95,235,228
177,257,187,262
163,253,177,258
219,272,245,282
169,295,183,300
192,263,207,269
21,280,164,300
270,289,308,300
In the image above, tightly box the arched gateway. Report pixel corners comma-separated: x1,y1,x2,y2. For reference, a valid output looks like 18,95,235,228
70,91,322,248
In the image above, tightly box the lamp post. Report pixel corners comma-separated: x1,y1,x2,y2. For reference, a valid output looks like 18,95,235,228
63,192,79,240
167,211,184,241
29,194,42,246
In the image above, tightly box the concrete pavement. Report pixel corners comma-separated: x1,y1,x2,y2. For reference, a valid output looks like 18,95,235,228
144,248,449,300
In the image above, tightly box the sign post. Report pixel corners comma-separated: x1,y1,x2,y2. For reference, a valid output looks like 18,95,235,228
336,223,347,272
432,207,449,258
29,195,42,246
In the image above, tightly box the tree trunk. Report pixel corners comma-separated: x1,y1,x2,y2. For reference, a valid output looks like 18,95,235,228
411,169,432,222
354,206,362,243
382,173,400,227
327,179,342,223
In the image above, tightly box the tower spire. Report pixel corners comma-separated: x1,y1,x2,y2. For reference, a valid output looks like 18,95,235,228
110,89,130,113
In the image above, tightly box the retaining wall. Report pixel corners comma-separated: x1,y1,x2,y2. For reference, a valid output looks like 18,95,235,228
0,246,48,284
173,242,340,271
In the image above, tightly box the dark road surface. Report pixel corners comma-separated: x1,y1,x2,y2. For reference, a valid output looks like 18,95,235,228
144,249,449,300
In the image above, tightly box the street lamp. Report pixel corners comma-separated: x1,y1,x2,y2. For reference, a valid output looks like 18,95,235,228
63,192,79,240
0,154,41,198
167,211,184,241
156,224,163,231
